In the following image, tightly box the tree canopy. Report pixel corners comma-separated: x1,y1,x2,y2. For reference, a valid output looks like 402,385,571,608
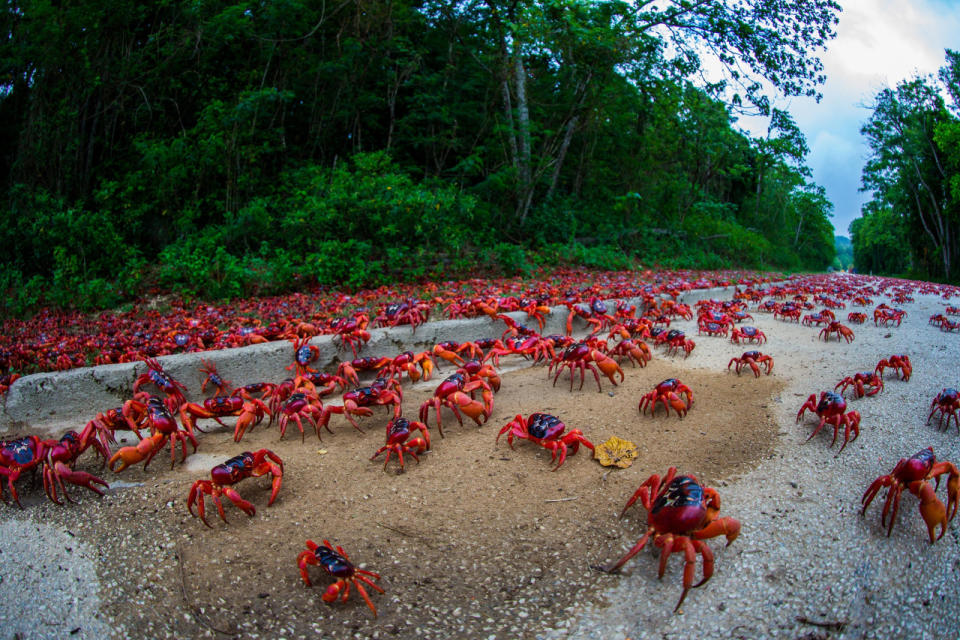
855,49,960,281
0,0,840,312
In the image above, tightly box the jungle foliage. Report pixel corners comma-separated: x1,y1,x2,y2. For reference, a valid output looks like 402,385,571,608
0,0,840,313
854,50,960,282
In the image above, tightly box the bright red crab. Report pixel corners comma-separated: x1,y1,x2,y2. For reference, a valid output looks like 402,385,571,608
298,371,349,398
187,449,284,527
609,338,651,368
875,354,912,382
374,299,431,332
835,372,884,398
727,351,773,377
322,381,403,432
336,356,390,388
639,379,693,418
330,313,371,356
133,357,188,413
564,298,615,336
432,340,484,366
458,358,502,392
599,467,741,611
819,321,855,343
862,447,959,543
796,391,861,452
199,359,232,395
109,393,199,471
657,329,695,357
370,417,431,471
928,388,960,432
376,350,434,383
417,371,493,437
298,540,384,617
1,428,109,507
179,395,269,442
287,336,321,376
729,326,767,345
276,388,328,441
697,321,728,338
496,413,594,471
548,341,624,392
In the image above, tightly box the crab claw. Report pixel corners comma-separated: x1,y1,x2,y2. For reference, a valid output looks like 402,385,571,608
108,433,166,472
916,481,949,543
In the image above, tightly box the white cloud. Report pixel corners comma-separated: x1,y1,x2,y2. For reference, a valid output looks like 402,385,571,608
784,0,960,235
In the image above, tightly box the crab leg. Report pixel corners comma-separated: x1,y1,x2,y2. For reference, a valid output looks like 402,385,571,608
600,527,654,573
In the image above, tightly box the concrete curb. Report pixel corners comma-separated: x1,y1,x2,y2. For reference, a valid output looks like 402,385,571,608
0,286,737,437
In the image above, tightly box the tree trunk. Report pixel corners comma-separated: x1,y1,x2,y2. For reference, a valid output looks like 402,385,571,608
513,44,532,224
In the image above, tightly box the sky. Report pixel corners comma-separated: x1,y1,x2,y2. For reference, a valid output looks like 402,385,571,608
740,0,960,237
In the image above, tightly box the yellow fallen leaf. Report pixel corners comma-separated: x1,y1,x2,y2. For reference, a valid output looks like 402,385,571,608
594,436,638,468
317,449,328,455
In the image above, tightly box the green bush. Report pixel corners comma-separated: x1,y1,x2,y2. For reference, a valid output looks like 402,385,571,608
157,227,246,299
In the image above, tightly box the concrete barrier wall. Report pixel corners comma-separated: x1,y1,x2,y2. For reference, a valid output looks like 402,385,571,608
0,286,737,437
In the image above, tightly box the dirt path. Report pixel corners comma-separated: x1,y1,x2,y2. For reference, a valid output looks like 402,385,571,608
2,332,784,639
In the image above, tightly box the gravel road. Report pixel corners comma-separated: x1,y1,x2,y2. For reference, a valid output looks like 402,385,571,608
542,280,960,640
2,274,959,640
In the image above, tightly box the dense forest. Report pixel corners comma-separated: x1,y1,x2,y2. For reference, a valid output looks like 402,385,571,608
852,49,960,282
0,0,842,314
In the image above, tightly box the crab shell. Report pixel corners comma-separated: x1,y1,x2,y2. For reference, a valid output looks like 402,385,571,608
648,475,708,534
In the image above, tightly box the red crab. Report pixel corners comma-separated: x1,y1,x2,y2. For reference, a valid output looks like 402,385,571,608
418,372,493,437
875,355,912,382
847,312,867,325
639,379,693,418
564,299,615,336
728,326,766,345
336,357,391,388
376,350,434,383
496,412,594,471
432,340,484,366
665,331,695,358
458,358,502,393
298,540,384,617
835,372,884,398
1,428,109,507
179,395,269,442
287,336,321,376
727,351,773,377
330,314,371,356
609,338,652,368
486,335,557,364
819,321,855,343
548,342,624,392
133,357,188,413
599,467,740,611
109,393,199,471
796,391,861,452
374,299,431,332
187,449,284,527
774,305,801,322
862,447,959,543
323,382,403,432
928,388,960,432
298,371,349,397
370,417,431,471
874,307,906,327
199,359,232,395
276,389,328,441
697,321,728,338
83,406,144,453
802,311,833,327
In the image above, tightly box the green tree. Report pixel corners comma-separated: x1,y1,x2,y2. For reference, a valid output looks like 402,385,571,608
860,60,959,280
